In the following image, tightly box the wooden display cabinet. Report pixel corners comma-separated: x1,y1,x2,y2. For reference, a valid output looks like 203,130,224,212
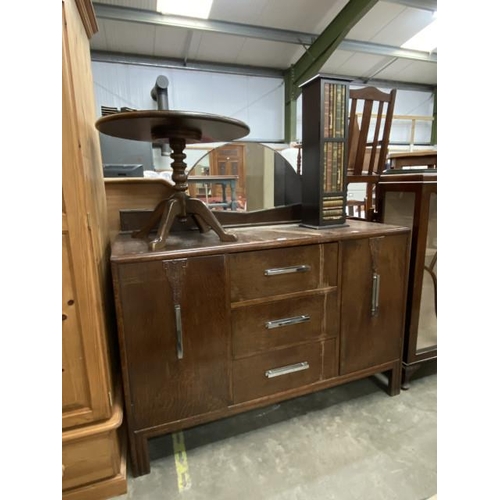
300,74,350,227
376,171,437,389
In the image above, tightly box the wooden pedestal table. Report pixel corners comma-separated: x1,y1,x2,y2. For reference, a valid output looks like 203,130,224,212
95,110,249,250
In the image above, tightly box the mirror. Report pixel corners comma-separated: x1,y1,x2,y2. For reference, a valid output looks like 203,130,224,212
187,142,302,212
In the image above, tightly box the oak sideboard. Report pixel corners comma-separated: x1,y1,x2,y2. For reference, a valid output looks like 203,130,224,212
110,220,410,476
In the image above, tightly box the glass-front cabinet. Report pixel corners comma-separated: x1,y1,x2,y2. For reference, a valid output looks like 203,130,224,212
377,171,437,389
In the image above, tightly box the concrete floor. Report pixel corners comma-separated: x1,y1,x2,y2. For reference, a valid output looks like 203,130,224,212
112,363,436,500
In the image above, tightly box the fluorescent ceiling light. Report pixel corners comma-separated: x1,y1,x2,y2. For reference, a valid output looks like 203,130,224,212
157,0,213,18
401,19,437,52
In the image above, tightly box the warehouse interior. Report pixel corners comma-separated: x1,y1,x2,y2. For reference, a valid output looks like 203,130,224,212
6,0,495,499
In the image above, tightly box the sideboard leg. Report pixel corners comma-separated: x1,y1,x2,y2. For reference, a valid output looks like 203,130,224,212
129,432,151,477
386,361,402,396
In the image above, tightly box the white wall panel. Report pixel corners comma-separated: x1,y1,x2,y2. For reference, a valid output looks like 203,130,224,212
92,61,284,141
349,84,434,145
294,85,434,145
92,59,433,150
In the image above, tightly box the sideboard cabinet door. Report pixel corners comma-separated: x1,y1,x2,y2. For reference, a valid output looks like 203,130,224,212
340,234,408,374
114,255,230,429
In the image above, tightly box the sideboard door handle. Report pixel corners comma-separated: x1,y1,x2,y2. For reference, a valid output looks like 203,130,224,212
264,265,311,276
174,304,184,359
266,315,310,329
371,273,380,316
265,361,309,378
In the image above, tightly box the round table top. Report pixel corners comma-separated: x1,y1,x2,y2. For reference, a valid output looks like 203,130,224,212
95,110,250,144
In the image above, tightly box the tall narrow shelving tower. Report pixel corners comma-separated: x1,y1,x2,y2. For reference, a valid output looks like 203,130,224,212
300,75,350,227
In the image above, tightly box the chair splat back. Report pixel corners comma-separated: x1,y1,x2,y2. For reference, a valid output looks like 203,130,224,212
348,87,397,177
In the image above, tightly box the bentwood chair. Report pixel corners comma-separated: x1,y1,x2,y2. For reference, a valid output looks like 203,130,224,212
346,86,396,220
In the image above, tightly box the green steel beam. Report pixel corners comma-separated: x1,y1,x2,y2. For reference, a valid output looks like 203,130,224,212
291,0,378,90
431,88,437,145
284,69,297,143
284,0,378,142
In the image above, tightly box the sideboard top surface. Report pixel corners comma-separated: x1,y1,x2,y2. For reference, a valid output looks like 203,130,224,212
110,220,410,264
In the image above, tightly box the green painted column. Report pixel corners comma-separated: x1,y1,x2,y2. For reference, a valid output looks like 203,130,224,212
284,68,297,143
431,88,437,145
283,0,378,143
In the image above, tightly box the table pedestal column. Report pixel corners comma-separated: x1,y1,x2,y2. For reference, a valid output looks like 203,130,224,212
133,136,237,251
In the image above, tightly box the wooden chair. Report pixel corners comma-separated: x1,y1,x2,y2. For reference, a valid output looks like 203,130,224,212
346,86,397,220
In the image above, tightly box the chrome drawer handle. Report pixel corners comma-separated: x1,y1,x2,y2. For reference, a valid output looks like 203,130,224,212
371,273,380,317
174,304,184,359
265,361,310,378
264,265,311,276
265,315,310,329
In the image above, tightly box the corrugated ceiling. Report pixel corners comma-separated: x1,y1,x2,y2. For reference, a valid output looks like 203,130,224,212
90,0,437,89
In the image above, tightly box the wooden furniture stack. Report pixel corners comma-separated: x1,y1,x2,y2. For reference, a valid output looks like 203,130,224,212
110,220,411,477
62,0,126,498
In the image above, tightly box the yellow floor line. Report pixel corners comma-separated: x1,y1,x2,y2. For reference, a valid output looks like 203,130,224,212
172,431,192,492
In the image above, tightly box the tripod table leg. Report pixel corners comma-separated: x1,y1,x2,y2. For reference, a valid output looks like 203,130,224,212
186,197,237,242
149,198,183,251
132,198,168,239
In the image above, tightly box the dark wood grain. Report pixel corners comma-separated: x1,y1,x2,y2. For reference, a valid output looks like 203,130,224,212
231,291,337,358
95,110,249,144
323,242,339,286
387,151,437,170
322,338,339,380
114,255,230,430
232,342,323,404
111,220,410,264
377,172,437,388
300,75,350,227
111,222,410,477
130,358,399,443
339,234,409,374
229,245,321,302
118,204,303,233
346,86,397,220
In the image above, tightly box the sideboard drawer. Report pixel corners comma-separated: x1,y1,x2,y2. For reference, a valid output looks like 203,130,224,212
232,293,332,358
232,342,322,404
229,245,321,302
